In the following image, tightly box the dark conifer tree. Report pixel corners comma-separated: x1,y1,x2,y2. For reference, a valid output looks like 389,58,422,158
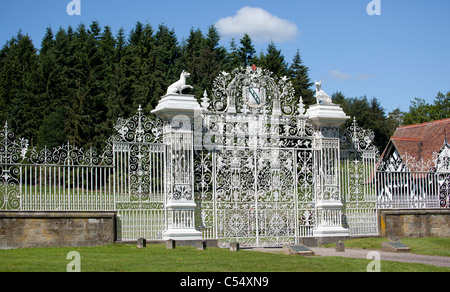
238,34,256,68
0,32,40,142
153,24,181,108
288,50,315,106
256,41,287,77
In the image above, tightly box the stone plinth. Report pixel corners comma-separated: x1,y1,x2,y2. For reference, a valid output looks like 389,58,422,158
137,238,146,249
307,104,350,130
151,94,202,121
378,209,450,238
314,200,349,237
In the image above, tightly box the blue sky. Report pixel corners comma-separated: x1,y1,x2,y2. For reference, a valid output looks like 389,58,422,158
1,0,449,114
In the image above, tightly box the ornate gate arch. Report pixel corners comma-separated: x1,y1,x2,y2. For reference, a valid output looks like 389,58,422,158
193,67,319,247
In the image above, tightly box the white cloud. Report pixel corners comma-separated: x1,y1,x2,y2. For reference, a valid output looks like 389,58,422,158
329,70,371,81
329,70,351,80
215,6,299,43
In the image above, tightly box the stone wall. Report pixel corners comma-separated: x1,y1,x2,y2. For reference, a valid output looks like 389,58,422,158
378,209,450,239
0,211,116,249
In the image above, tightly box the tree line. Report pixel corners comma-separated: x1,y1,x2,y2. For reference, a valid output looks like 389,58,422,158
1,21,447,152
0,21,315,151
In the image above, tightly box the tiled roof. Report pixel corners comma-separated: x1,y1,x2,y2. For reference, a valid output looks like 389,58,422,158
382,118,450,164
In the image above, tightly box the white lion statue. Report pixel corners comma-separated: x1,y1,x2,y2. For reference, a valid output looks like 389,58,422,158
315,81,333,105
167,70,194,95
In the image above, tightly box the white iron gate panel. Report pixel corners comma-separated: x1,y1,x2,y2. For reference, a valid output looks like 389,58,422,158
195,146,315,248
113,142,166,241
340,119,379,236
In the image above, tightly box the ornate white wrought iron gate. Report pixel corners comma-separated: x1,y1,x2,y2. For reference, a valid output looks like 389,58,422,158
195,147,318,247
110,106,167,241
113,141,166,241
340,118,379,236
2,66,448,247
193,67,318,247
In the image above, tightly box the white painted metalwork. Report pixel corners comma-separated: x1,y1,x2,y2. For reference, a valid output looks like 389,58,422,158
110,105,166,241
377,143,450,209
340,118,379,236
1,67,448,246
194,67,321,247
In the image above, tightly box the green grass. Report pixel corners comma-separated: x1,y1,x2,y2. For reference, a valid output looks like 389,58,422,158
401,237,450,257
321,237,450,257
0,242,449,272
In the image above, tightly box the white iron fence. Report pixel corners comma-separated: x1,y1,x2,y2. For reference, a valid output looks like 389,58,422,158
1,67,449,247
377,170,449,209
1,113,448,244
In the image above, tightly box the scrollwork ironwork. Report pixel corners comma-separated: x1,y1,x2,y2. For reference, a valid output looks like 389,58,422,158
210,66,296,115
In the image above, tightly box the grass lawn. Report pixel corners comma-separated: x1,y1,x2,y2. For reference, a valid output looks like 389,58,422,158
0,240,449,272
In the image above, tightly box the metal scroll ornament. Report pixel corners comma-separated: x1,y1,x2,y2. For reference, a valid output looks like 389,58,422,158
210,66,296,115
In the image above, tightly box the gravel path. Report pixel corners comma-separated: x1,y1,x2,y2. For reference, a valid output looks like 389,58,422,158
310,247,450,268
246,247,450,268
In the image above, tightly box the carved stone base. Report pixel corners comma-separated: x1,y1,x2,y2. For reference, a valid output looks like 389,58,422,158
162,228,203,241
163,202,202,241
314,200,349,238
307,104,350,129
313,226,349,238
151,93,202,121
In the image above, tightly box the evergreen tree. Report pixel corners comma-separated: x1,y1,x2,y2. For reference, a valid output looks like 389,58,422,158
128,22,156,113
105,27,134,125
288,50,315,106
224,38,241,71
94,25,117,146
256,41,287,77
196,25,227,96
36,27,63,148
36,27,75,148
64,23,95,147
153,24,181,107
238,33,256,68
180,28,205,97
0,32,41,142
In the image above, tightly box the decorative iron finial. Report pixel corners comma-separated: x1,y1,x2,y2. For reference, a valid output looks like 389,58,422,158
201,90,210,110
297,96,306,116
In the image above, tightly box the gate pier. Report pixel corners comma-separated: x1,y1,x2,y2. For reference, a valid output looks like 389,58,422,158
307,103,350,237
152,93,203,241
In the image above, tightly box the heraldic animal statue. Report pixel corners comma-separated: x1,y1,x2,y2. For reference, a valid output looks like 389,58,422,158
315,81,333,105
166,70,194,95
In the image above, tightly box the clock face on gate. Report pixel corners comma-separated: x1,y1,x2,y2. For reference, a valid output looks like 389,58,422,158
243,86,265,108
